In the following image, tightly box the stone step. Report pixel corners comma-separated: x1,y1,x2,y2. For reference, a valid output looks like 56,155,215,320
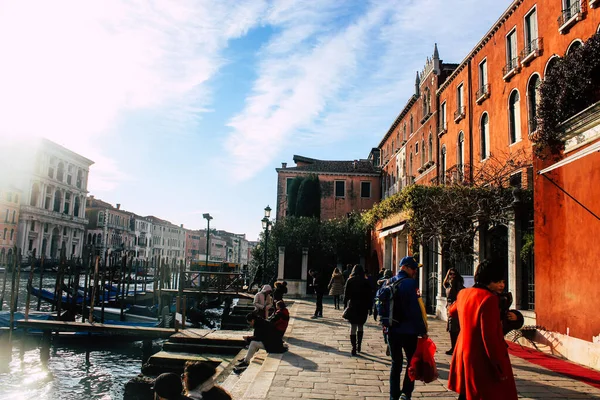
162,341,241,355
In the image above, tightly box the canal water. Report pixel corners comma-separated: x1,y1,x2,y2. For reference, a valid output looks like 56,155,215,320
0,273,163,399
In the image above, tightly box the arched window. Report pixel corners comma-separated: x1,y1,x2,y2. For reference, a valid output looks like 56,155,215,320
12,210,16,223
527,74,541,134
30,183,40,207
3,228,6,239
76,170,83,189
544,56,560,79
481,113,490,160
409,153,413,177
74,196,80,217
10,229,14,240
566,39,583,56
45,187,52,210
56,162,64,182
403,123,407,141
441,146,447,184
421,140,426,166
410,115,414,135
53,190,62,212
509,90,521,144
428,133,433,162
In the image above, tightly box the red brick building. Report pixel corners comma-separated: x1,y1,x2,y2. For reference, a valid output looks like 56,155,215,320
372,0,600,365
275,155,381,221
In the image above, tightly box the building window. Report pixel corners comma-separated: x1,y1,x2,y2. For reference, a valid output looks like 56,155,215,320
74,196,80,217
11,210,16,223
524,8,539,56
428,133,433,162
31,221,35,231
4,209,8,222
506,29,518,72
509,90,522,144
410,115,413,135
421,140,426,166
76,170,83,189
457,84,463,110
476,59,489,102
481,113,490,160
403,123,407,141
409,153,413,177
441,146,447,184
30,183,40,207
440,102,447,132
335,181,345,198
566,39,583,55
44,223,49,233
361,182,371,198
458,131,465,174
45,187,52,210
53,190,61,212
67,165,73,185
56,162,64,182
510,172,523,188
3,228,6,239
10,229,14,240
527,74,541,134
415,142,419,154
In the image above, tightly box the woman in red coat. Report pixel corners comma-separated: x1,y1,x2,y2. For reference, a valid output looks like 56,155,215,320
448,260,518,400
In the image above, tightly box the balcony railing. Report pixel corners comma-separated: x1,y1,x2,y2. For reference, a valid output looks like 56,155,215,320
502,56,521,81
520,37,543,65
438,124,447,137
454,106,465,123
558,1,585,33
475,84,490,104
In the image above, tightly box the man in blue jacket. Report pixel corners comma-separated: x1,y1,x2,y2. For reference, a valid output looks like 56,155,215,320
387,256,428,400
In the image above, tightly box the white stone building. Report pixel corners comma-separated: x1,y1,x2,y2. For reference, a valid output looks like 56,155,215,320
147,216,186,263
16,139,93,259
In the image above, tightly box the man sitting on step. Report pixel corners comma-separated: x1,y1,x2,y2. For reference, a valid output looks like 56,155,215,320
236,313,287,369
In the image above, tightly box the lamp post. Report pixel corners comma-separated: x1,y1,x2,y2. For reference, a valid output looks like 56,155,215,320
261,206,272,285
202,213,213,270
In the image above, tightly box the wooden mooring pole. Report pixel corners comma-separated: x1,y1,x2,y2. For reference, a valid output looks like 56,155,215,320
36,255,45,311
88,256,100,323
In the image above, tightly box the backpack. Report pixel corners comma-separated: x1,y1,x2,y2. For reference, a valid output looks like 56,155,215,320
376,277,407,327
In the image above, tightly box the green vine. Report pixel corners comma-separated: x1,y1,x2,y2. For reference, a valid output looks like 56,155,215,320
534,32,600,157
520,232,534,263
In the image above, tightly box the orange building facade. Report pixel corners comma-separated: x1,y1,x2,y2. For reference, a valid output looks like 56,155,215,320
372,0,600,363
276,155,381,222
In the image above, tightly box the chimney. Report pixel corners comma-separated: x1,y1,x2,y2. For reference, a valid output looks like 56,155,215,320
353,160,358,170
116,203,121,210
282,162,287,168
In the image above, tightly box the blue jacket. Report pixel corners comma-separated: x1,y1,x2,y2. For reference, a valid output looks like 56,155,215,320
388,271,427,335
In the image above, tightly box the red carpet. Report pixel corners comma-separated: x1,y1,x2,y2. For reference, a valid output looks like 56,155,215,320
507,342,600,390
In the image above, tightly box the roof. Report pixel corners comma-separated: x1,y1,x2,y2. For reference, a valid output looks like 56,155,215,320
276,155,380,175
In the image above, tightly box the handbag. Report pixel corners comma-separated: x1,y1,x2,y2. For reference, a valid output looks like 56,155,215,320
408,337,439,383
342,307,353,320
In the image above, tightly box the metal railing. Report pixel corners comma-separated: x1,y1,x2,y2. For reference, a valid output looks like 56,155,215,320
558,1,582,27
520,37,543,61
475,84,490,102
454,106,465,122
503,56,520,77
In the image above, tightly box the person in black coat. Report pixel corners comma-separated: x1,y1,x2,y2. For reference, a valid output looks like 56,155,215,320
343,264,373,356
309,269,326,318
236,313,286,368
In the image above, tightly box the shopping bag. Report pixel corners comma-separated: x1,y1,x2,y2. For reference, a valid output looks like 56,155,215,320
408,337,439,383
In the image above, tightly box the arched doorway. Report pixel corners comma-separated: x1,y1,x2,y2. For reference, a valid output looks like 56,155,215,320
485,225,509,288
50,227,60,259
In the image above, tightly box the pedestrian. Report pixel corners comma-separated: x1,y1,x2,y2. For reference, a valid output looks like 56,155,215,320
152,372,193,400
309,269,325,318
447,260,518,400
182,361,232,400
328,267,345,310
443,267,465,355
268,300,290,338
273,281,287,302
236,313,287,369
387,256,428,400
342,264,352,281
343,264,373,356
253,284,273,318
375,269,393,354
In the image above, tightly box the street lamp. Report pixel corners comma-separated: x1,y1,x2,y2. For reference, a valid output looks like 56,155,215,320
261,205,272,285
202,213,213,270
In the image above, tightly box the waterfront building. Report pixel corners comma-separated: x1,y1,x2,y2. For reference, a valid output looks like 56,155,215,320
129,213,153,260
85,196,135,261
275,155,381,221
370,0,600,368
0,183,21,265
14,139,93,260
147,216,186,264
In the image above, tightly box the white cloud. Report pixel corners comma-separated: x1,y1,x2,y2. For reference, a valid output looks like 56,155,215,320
225,0,509,180
0,0,267,189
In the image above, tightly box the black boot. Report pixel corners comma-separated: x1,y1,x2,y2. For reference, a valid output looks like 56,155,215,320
350,335,357,356
357,331,363,353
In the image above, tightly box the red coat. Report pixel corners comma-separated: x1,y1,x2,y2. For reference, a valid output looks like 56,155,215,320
448,287,517,400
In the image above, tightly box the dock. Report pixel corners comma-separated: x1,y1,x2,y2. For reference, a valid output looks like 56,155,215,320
15,319,176,339
160,288,254,299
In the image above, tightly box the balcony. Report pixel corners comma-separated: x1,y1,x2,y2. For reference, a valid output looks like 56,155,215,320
558,1,586,34
438,124,447,137
445,164,471,185
420,111,433,124
475,84,490,104
502,57,521,81
454,106,465,123
520,37,544,66
592,0,600,8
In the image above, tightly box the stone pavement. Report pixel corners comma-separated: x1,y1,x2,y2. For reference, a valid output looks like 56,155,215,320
222,298,600,399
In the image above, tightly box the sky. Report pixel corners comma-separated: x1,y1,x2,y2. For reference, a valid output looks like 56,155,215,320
0,0,511,241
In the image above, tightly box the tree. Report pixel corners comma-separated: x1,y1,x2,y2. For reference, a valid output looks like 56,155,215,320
286,176,304,217
295,174,321,218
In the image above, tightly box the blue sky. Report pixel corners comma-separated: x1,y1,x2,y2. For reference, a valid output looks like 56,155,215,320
0,0,510,240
